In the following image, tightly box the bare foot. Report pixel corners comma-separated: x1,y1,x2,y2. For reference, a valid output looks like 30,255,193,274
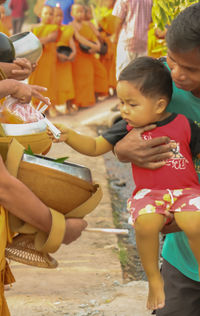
147,275,165,310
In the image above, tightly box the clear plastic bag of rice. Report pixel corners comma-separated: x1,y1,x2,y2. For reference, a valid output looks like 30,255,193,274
1,96,43,124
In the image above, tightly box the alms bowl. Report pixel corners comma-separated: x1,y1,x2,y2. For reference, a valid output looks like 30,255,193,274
9,31,43,63
1,118,47,136
17,154,103,217
57,45,72,57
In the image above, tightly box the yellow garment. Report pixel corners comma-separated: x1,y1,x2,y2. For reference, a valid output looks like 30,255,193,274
0,131,52,161
28,24,58,107
55,25,75,105
148,23,166,58
98,10,118,89
0,206,15,316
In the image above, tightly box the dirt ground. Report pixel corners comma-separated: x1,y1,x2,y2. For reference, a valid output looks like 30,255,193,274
6,97,151,316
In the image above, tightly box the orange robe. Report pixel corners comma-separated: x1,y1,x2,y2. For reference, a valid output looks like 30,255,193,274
72,22,108,108
98,11,118,89
0,207,15,316
28,24,58,107
55,25,75,105
0,20,10,36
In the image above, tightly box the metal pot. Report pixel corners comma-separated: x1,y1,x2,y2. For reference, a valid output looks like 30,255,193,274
22,153,92,183
57,45,72,57
9,31,43,64
0,32,15,62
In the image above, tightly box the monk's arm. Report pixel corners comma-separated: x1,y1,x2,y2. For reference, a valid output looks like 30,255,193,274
0,156,87,244
68,37,76,60
74,30,100,51
39,30,58,45
110,16,123,43
0,158,52,232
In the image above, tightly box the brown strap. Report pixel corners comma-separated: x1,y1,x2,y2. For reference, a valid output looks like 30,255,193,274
0,67,7,80
65,184,103,218
6,138,24,177
5,138,36,233
34,208,66,253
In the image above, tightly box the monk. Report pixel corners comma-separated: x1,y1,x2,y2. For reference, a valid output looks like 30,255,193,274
70,4,108,108
53,6,76,114
94,0,118,95
28,5,58,117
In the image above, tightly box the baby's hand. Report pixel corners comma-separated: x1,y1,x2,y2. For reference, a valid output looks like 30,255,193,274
47,123,68,142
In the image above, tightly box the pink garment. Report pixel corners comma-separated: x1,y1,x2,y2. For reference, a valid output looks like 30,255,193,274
128,188,200,224
112,0,152,53
9,0,28,18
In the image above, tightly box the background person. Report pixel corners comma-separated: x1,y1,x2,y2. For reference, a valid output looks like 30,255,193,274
45,0,74,25
9,0,28,34
112,0,153,79
28,5,58,116
53,6,76,115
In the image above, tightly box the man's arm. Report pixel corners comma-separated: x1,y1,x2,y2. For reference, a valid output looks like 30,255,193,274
114,125,175,169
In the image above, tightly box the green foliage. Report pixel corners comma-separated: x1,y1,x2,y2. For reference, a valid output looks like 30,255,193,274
152,0,200,30
24,145,69,163
24,144,34,156
118,242,128,267
54,156,69,163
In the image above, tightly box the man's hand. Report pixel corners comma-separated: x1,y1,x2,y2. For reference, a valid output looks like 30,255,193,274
114,124,174,169
11,58,34,80
63,218,88,245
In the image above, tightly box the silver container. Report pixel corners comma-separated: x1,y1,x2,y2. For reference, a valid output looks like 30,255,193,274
10,31,43,64
22,153,92,183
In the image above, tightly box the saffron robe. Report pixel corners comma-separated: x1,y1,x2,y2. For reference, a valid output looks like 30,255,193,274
28,23,58,107
55,24,75,105
71,21,108,107
0,207,15,316
98,9,118,89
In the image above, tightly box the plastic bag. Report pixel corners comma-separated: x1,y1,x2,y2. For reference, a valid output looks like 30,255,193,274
1,96,44,124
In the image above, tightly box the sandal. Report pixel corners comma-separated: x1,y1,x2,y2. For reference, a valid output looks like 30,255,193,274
55,104,69,115
48,107,58,118
67,103,79,114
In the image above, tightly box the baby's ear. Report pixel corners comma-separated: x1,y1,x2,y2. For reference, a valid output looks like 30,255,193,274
156,98,168,114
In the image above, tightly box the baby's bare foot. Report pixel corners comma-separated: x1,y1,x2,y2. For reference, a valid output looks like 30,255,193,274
147,275,165,310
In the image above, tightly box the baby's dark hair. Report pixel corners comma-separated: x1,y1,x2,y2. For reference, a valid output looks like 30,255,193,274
118,56,173,102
